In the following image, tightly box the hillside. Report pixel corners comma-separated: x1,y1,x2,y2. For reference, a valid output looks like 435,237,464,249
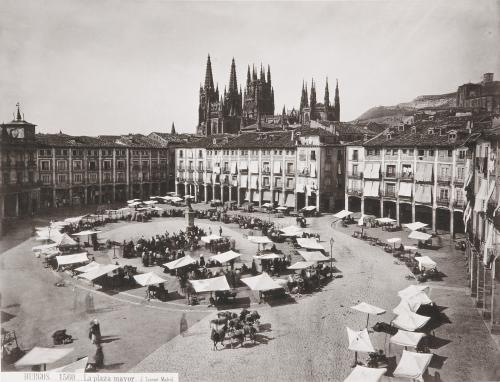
356,92,457,123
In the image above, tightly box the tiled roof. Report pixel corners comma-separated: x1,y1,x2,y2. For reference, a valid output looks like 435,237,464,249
35,133,166,148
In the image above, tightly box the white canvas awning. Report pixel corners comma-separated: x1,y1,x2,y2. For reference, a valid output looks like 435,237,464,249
250,160,259,173
414,184,432,204
285,193,295,207
346,327,375,353
190,275,230,293
393,312,430,331
387,237,401,244
404,222,428,231
363,181,380,197
57,234,78,246
398,285,429,299
248,236,273,244
210,250,241,264
393,350,433,382
56,253,89,266
133,272,166,286
334,209,352,219
310,162,317,177
253,253,282,260
241,272,284,291
80,264,120,281
296,181,305,193
262,190,272,201
239,160,248,170
250,175,259,189
273,161,281,174
302,206,316,212
288,261,316,270
344,365,386,382
398,182,412,197
240,175,248,188
72,230,101,236
230,162,237,174
474,178,488,212
351,302,386,316
50,356,88,373
364,163,380,179
252,190,260,202
298,250,329,262
200,234,222,243
296,238,325,251
377,217,396,224
74,261,100,273
408,231,432,241
415,163,433,182
390,330,425,348
416,256,437,271
15,347,74,367
164,255,196,270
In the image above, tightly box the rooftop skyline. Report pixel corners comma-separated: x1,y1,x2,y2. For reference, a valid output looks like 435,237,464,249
1,0,499,136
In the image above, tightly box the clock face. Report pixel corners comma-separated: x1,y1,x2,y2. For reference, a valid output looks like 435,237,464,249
8,128,24,139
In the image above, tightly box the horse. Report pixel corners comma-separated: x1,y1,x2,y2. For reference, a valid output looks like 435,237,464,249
239,308,250,321
228,318,243,330
210,325,227,350
228,329,245,348
244,311,260,325
242,324,257,342
210,317,228,328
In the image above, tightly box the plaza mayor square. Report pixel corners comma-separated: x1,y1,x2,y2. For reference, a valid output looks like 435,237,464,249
1,1,500,381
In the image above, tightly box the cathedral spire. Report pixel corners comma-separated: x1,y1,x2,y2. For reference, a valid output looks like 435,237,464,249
335,78,340,121
204,54,214,90
324,77,330,108
247,65,251,87
309,78,316,108
229,58,238,93
16,102,22,121
171,122,176,134
267,65,271,84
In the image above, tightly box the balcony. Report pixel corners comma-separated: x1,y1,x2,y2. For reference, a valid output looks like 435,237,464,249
453,199,465,209
347,171,363,179
177,167,185,172
197,175,204,183
187,168,194,173
400,173,414,182
382,190,397,198
262,183,270,190
262,169,271,175
382,171,398,179
453,177,464,186
285,171,295,176
197,167,204,172
223,169,231,174
275,182,283,189
437,175,451,184
347,187,362,196
298,169,310,177
285,183,295,190
436,197,450,206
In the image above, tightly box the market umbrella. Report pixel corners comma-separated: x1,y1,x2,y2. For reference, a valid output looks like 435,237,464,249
210,250,241,264
346,327,375,367
200,234,222,243
296,238,325,251
241,272,283,291
288,261,316,270
253,253,282,260
50,356,88,373
164,255,196,270
398,285,430,300
387,237,401,250
344,365,386,382
275,206,287,211
392,312,430,332
133,272,166,286
262,202,273,208
190,275,230,293
416,256,437,271
15,347,73,370
376,217,396,224
334,209,353,219
351,302,386,328
56,234,78,247
408,231,432,241
280,225,304,237
404,222,428,231
298,250,329,262
393,350,433,382
390,330,425,350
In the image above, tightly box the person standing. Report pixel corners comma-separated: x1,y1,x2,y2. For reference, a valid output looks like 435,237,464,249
180,313,188,336
219,226,223,236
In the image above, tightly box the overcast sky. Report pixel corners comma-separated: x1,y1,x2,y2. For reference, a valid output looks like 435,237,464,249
1,0,499,136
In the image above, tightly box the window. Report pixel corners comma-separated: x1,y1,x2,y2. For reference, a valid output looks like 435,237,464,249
392,149,397,156
72,160,82,170
353,150,359,160
386,149,391,155
263,177,270,187
88,161,96,171
117,172,125,182
142,161,148,169
286,178,294,188
73,173,83,183
103,173,112,182
40,160,50,171
286,162,294,174
448,150,453,157
440,167,450,176
352,164,358,175
386,165,396,176
458,150,466,159
57,160,67,171
57,174,67,184
439,150,445,158
428,150,434,157
103,160,111,170
457,167,464,179
337,150,342,160
418,150,425,157
117,160,125,170
179,150,183,158
439,188,449,200
179,160,184,169
386,183,396,195
198,161,204,171
279,150,282,155
41,174,51,184
263,162,270,173
375,149,380,156
89,173,98,183
310,151,316,160
274,177,282,187
402,149,407,155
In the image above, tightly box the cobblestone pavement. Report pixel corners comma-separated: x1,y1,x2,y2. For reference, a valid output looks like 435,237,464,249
2,206,500,380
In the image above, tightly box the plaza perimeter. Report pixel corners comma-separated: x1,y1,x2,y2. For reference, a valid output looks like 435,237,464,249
1,206,499,381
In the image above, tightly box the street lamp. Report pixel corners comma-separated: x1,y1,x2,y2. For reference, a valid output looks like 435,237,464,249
330,237,335,277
